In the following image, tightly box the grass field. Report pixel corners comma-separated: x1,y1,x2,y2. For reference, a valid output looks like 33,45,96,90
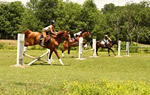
0,49,150,95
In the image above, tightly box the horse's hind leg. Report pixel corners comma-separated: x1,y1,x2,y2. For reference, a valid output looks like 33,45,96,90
110,48,116,56
48,50,53,65
96,47,99,56
68,47,73,57
108,48,110,56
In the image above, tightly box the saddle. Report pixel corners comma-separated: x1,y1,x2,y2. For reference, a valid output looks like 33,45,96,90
40,35,51,44
70,38,75,43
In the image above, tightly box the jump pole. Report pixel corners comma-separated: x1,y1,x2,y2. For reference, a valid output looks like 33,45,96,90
16,34,25,65
25,49,51,66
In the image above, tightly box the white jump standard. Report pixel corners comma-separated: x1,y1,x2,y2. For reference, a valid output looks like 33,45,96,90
116,40,130,57
16,34,53,66
77,37,86,60
126,42,130,56
16,34,25,66
92,39,97,57
117,40,121,57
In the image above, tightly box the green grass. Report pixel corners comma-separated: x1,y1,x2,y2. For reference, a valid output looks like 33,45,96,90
0,49,150,95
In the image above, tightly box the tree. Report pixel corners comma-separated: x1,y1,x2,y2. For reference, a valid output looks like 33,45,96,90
35,0,59,26
19,8,43,32
80,0,102,39
26,0,39,10
0,1,24,39
101,3,116,14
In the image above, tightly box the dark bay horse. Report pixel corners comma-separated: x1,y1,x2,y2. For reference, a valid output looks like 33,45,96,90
90,40,118,56
62,31,91,57
23,29,70,65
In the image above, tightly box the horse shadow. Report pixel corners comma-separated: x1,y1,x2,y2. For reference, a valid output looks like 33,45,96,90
26,63,70,66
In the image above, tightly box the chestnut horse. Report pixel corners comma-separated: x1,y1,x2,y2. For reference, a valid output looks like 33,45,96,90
62,31,91,57
90,40,118,56
23,29,70,65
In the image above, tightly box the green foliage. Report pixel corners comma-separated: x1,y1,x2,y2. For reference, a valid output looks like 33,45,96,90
0,1,24,39
19,8,43,32
1,0,150,44
130,43,139,53
64,80,150,95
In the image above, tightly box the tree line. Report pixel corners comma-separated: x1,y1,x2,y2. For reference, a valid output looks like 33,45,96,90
0,0,150,43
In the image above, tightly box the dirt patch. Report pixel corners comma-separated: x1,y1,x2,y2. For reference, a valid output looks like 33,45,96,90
0,39,17,44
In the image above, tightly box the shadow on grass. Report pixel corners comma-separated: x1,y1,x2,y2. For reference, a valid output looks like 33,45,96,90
24,63,70,66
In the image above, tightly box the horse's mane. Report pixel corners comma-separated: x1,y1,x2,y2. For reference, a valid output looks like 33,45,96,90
23,29,32,34
81,31,88,35
23,29,32,39
57,30,65,35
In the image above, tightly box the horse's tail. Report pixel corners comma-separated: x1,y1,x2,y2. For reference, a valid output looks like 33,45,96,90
23,29,32,40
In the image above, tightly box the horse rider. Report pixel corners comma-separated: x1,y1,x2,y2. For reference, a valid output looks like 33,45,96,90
74,29,84,41
103,32,112,46
41,20,57,46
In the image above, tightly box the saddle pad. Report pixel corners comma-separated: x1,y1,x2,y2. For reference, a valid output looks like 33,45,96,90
101,41,105,45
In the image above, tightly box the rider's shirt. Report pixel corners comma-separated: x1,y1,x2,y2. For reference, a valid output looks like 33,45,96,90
102,35,110,44
44,26,50,32
74,31,82,37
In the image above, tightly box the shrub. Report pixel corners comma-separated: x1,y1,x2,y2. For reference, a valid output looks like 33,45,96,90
0,43,5,49
63,79,150,95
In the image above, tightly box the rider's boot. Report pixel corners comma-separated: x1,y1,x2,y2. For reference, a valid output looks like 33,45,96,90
41,38,45,46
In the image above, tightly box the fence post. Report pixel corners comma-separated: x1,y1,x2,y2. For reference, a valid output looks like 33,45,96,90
78,37,83,59
16,34,25,65
126,42,130,56
93,39,96,56
118,40,121,56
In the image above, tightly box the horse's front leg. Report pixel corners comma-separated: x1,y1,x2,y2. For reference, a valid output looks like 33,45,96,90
24,42,30,52
54,48,64,65
48,50,53,65
62,47,67,58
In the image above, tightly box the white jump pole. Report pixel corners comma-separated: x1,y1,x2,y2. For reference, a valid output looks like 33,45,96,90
118,40,121,56
93,39,97,56
27,49,51,66
17,34,25,65
126,42,130,56
78,37,83,59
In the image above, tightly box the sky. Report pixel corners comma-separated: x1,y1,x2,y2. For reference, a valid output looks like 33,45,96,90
1,0,144,9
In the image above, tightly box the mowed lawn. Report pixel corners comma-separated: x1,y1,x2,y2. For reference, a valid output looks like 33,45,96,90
0,49,150,95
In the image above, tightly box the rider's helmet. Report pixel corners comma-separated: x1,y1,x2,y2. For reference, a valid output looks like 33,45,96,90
106,32,110,36
51,20,55,25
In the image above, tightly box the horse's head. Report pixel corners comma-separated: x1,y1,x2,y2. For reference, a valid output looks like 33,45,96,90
110,40,118,46
81,31,91,38
57,30,70,40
